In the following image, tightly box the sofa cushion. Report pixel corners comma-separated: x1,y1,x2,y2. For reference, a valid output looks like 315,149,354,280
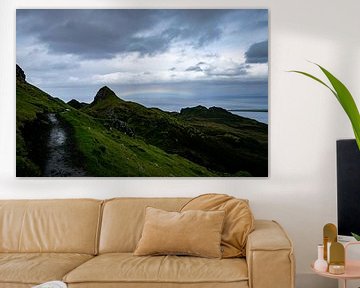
0,253,93,285
63,253,248,285
181,194,254,258
0,199,103,254
134,207,225,258
99,198,190,253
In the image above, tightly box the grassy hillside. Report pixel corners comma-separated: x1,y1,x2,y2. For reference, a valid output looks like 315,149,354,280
177,106,268,176
60,109,214,176
16,68,214,176
82,87,268,176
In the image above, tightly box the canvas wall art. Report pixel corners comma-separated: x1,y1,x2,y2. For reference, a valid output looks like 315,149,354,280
16,9,269,177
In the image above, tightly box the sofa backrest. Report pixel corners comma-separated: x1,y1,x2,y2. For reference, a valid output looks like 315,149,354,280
99,197,190,253
0,199,102,254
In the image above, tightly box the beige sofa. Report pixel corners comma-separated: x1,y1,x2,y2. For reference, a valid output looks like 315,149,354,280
0,198,295,288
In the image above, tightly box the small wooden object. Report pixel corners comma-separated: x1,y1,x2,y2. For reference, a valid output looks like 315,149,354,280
323,223,337,261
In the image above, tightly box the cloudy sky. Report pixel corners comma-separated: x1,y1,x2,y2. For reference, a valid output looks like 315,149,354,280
17,9,268,119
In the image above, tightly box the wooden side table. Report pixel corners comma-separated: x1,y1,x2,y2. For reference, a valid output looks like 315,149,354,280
311,242,360,288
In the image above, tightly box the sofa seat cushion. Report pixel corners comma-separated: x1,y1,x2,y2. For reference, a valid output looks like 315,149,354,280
0,253,93,285
64,253,248,285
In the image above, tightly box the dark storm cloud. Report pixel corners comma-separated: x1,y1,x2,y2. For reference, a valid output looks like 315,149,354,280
16,9,233,59
17,10,157,59
245,40,268,63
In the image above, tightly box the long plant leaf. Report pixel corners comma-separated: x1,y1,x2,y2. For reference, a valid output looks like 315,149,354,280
316,64,360,149
289,70,337,98
290,64,360,150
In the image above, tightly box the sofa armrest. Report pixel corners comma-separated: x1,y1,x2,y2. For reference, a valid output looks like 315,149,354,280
246,220,295,288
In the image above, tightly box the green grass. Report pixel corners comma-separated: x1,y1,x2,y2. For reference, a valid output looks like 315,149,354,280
60,109,215,176
16,81,67,126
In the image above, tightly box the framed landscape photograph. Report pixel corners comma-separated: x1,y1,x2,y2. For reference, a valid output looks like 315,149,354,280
16,9,269,177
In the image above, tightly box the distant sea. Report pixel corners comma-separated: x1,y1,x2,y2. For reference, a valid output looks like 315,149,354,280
231,111,268,124
117,90,269,124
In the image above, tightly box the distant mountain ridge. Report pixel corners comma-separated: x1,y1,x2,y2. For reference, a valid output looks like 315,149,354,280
16,65,268,177
67,99,88,110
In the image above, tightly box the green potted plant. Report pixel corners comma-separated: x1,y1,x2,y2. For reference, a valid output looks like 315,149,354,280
290,63,360,150
291,63,360,241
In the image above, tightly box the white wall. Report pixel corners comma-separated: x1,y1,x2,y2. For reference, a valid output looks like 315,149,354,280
1,0,359,287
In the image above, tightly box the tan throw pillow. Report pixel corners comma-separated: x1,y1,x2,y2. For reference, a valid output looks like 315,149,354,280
134,207,225,258
181,194,254,258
